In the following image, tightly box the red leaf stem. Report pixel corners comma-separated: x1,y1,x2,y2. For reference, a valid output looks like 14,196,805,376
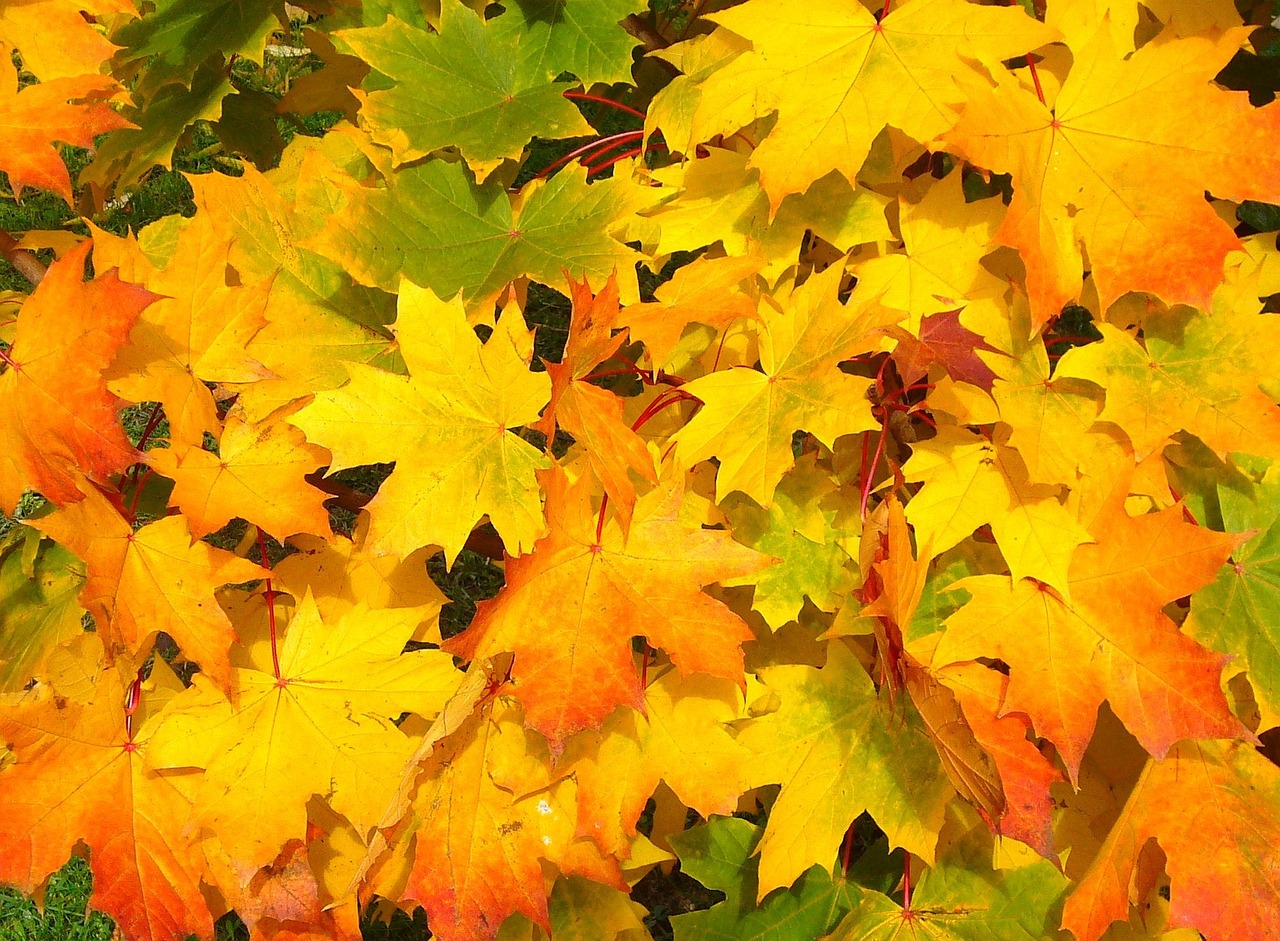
563,91,646,120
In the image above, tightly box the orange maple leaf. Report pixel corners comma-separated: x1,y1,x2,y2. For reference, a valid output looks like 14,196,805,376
0,658,214,941
0,241,155,513
402,702,624,941
1064,740,1280,941
0,50,132,202
446,465,772,752
947,26,1280,322
534,274,656,533
936,485,1249,779
31,483,266,692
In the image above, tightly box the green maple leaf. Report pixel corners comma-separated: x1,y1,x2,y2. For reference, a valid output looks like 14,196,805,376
308,155,655,310
338,2,593,180
113,0,282,93
736,642,953,899
1056,304,1280,461
0,527,85,693
82,58,232,196
827,822,1067,940
670,816,855,941
1186,462,1280,730
505,0,649,86
723,453,856,629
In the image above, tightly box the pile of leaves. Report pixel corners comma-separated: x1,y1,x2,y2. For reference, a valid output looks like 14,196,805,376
2,0,1280,939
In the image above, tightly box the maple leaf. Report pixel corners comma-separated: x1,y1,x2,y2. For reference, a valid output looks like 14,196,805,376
932,661,1063,858
292,282,551,563
503,0,647,86
0,243,155,513
80,58,236,200
946,26,1280,321
616,253,762,371
0,0,125,80
540,876,652,941
989,339,1105,487
0,527,85,692
534,274,656,533
934,486,1249,779
562,667,751,860
446,465,771,752
721,452,856,629
338,4,593,180
0,657,215,941
669,0,1057,207
307,152,655,310
146,590,462,871
91,222,271,449
827,821,1067,940
1055,305,1280,462
640,148,892,276
32,483,267,692
147,406,331,541
0,53,132,203
735,642,953,898
852,174,1007,334
669,817,854,941
1185,464,1280,730
902,425,1091,597
400,701,624,941
1064,740,1280,941
112,0,281,93
674,264,888,506
163,160,395,420
272,521,447,633
889,309,1001,392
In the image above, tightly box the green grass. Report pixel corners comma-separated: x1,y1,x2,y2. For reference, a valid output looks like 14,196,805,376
0,857,114,941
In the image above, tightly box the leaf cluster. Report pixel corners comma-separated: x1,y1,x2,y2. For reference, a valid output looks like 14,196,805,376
2,1,1280,940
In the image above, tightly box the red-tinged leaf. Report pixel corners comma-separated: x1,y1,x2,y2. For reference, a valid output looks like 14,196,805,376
890,308,1000,391
536,274,656,532
0,54,132,202
0,660,215,941
446,465,772,753
0,241,155,512
1064,739,1280,941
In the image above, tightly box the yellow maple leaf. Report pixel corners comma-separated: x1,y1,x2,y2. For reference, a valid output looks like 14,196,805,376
674,264,888,505
903,425,1092,596
93,223,271,450
292,281,551,563
673,0,1057,207
146,590,462,872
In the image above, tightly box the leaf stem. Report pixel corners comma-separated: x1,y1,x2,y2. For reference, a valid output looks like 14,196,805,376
860,422,890,522
120,403,166,505
123,666,143,744
535,131,644,181
588,143,667,177
902,854,914,920
583,363,684,387
256,528,285,686
840,822,856,871
563,91,646,120
1026,54,1046,106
